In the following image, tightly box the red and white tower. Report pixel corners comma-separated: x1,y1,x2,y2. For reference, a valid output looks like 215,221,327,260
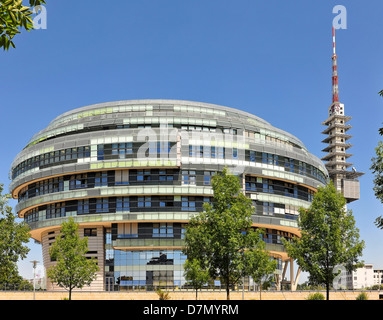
332,27,339,104
321,27,364,202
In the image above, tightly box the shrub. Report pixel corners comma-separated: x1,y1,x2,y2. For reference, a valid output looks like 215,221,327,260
306,292,325,300
156,288,171,300
356,292,368,300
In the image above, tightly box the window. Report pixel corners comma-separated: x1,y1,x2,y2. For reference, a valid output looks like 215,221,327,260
130,169,177,183
149,141,172,156
78,146,90,158
70,174,88,189
138,196,151,208
159,196,174,208
182,170,196,185
262,153,278,165
223,128,237,135
78,199,89,214
249,150,256,162
285,158,295,173
284,182,295,198
153,223,174,238
245,176,259,192
25,208,39,223
12,145,91,180
189,146,224,159
181,196,196,211
96,198,109,213
65,148,72,160
159,169,174,181
233,148,238,159
112,143,133,159
203,171,214,185
262,179,273,193
203,145,211,158
217,147,225,159
95,172,108,187
299,161,306,175
46,203,65,219
136,170,151,182
84,228,97,237
51,178,63,193
211,146,216,159
97,145,104,160
263,202,274,216
181,125,216,132
116,197,130,212
156,141,171,155
189,145,201,158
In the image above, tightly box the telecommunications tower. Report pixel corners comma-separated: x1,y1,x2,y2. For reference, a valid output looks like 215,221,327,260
321,27,364,202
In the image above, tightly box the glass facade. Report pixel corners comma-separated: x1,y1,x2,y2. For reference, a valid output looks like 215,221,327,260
10,100,328,291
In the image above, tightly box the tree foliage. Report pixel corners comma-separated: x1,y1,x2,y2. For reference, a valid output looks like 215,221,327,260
371,90,383,228
183,259,210,300
371,141,383,229
282,182,364,300
0,183,30,284
47,217,99,300
243,242,277,300
0,0,46,50
183,167,276,300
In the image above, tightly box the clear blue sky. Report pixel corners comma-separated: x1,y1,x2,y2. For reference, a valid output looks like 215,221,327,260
1,0,382,281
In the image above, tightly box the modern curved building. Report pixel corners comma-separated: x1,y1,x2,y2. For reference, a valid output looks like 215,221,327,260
10,99,328,291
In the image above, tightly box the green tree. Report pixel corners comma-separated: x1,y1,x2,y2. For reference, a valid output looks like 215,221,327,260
244,244,277,300
183,167,274,300
0,0,46,50
282,182,365,300
183,259,210,300
371,90,383,227
0,183,30,285
371,141,383,229
47,217,99,300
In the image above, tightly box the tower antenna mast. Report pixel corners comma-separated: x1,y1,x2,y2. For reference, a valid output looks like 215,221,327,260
332,27,339,103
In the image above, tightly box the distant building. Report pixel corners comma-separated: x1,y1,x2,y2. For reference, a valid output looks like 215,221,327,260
373,269,383,286
337,264,375,289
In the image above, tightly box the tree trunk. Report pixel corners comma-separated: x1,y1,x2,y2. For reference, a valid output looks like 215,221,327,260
225,271,230,300
259,281,262,301
326,252,330,300
226,284,230,300
226,275,230,301
196,289,198,300
69,288,72,301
